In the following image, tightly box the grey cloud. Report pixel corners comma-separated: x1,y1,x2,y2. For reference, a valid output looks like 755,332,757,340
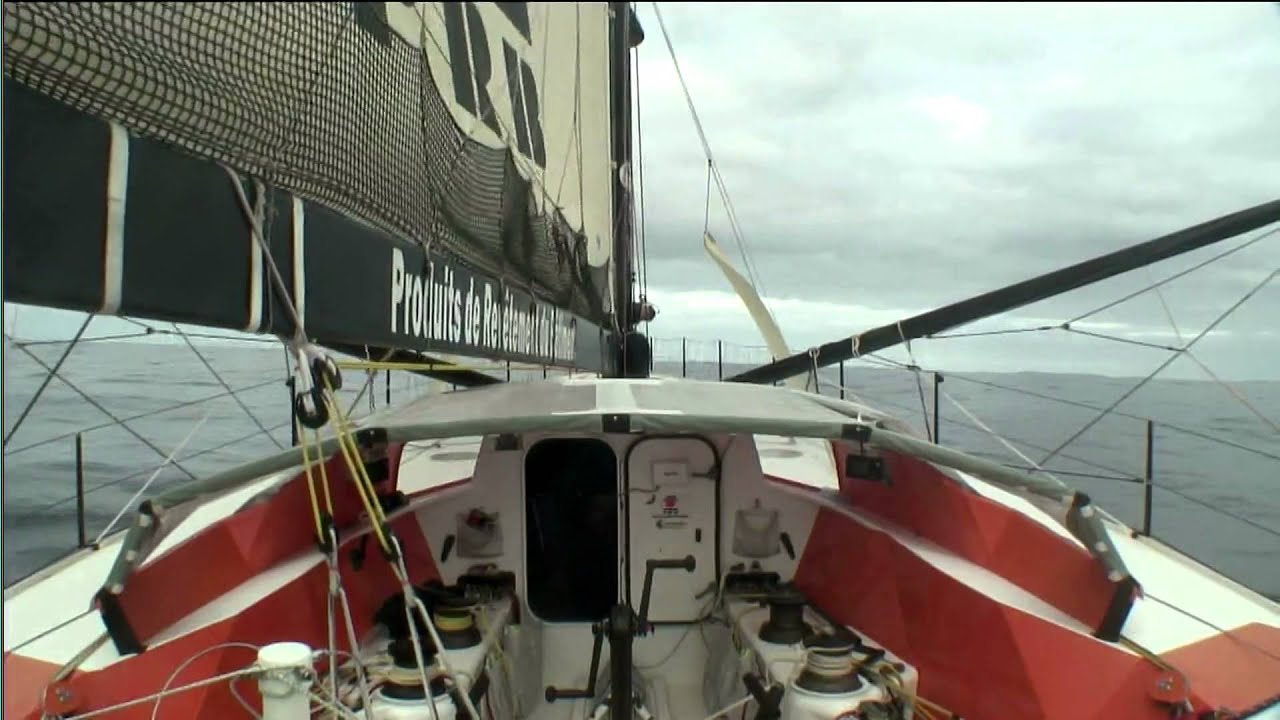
634,1,1280,326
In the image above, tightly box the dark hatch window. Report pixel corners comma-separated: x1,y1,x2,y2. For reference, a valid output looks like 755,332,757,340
525,438,618,621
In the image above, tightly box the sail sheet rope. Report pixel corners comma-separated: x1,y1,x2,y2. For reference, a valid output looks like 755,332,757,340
299,377,481,718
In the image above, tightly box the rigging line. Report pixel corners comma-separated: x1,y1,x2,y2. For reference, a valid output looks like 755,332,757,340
15,331,156,348
7,608,96,654
831,379,1135,481
1060,327,1182,353
1154,481,1280,541
1150,268,1280,434
3,314,92,449
928,325,1057,340
551,3,582,210
897,322,933,442
650,2,766,295
261,3,358,183
94,410,212,545
119,315,154,332
703,160,713,233
1040,266,1279,466
73,316,281,346
939,386,1062,486
155,329,279,345
1147,267,1280,434
4,340,196,479
32,416,294,516
406,3,551,279
171,322,284,449
1066,224,1280,325
1183,350,1280,434
1142,591,1280,665
986,464,1137,483
225,169,304,341
857,353,1280,464
634,24,650,310
5,378,281,457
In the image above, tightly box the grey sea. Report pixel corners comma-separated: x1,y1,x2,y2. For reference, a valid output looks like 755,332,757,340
3,340,1279,597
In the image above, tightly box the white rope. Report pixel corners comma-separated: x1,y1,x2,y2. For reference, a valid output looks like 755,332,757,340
149,642,262,720
806,347,821,394
327,527,376,720
45,646,260,720
94,409,212,544
223,165,341,422
386,541,447,720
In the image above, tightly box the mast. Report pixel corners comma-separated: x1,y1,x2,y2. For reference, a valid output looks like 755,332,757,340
728,198,1280,385
607,2,649,378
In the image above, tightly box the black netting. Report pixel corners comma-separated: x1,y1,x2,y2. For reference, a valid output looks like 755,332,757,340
2,2,607,323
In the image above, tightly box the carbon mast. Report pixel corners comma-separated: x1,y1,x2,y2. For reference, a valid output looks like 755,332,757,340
608,2,652,378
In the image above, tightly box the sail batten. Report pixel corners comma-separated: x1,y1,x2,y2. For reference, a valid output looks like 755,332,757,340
2,1,620,371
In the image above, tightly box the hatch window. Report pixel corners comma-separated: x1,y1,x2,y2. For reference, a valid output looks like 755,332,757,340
525,438,618,621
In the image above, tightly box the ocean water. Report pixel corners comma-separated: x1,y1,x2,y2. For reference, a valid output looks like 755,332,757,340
3,340,1279,597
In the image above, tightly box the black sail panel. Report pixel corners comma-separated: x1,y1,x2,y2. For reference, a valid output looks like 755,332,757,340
2,2,618,372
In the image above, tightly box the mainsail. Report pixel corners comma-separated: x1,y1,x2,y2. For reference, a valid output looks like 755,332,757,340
2,2,635,372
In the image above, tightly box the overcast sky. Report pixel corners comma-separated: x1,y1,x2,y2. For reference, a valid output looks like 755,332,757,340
5,2,1279,380
635,1,1280,379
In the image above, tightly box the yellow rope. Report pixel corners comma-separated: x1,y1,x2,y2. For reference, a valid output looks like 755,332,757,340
318,375,393,554
295,420,326,545
873,664,949,720
433,612,475,632
313,429,335,513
